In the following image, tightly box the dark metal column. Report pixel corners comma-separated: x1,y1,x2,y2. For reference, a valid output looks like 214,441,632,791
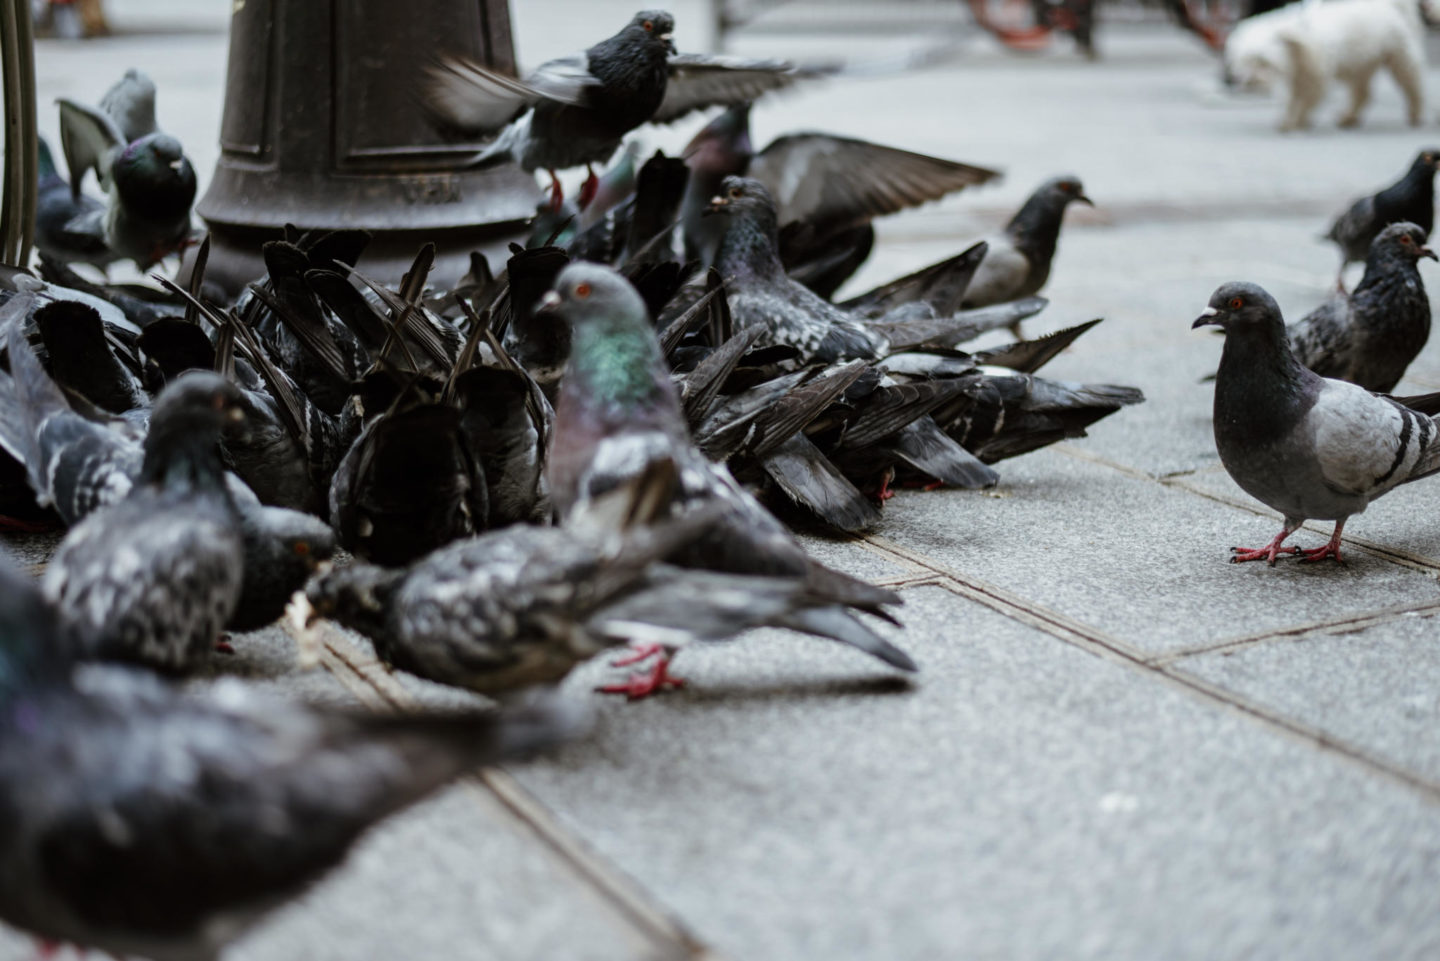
196,0,538,294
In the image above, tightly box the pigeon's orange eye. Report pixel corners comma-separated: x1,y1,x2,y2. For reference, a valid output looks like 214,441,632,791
1229,297,1244,309
1402,235,1414,245
728,186,743,198
574,282,591,299
293,542,309,556
642,19,653,31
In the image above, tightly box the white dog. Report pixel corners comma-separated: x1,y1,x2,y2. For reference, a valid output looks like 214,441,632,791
1222,0,1429,130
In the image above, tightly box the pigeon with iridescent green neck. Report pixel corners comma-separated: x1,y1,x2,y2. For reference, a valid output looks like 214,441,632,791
541,262,913,697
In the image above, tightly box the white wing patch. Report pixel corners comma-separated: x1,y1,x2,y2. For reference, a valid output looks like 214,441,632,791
1308,381,1418,496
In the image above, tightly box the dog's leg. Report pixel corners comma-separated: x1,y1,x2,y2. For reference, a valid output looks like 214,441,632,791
1384,47,1425,127
1337,67,1377,128
1278,34,1324,131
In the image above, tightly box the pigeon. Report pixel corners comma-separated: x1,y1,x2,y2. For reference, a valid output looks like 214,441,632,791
426,10,807,208
1288,221,1435,393
680,102,999,291
706,176,993,363
1194,281,1440,564
0,554,584,961
959,176,1093,319
228,491,337,633
40,371,248,672
55,68,198,270
540,261,913,696
1325,149,1440,276
33,137,119,272
307,468,900,698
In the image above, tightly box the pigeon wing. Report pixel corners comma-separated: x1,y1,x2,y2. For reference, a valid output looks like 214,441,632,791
425,54,600,134
751,133,999,231
653,55,805,125
99,68,159,143
56,98,125,199
1307,381,1440,496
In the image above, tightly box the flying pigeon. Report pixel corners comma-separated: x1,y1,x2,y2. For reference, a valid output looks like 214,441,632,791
426,10,808,208
1195,281,1440,564
55,68,197,270
1325,149,1439,278
1289,221,1435,393
0,554,584,961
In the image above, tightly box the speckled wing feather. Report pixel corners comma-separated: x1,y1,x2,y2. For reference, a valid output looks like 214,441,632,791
1287,293,1355,379
652,55,806,124
1307,382,1440,496
750,134,998,232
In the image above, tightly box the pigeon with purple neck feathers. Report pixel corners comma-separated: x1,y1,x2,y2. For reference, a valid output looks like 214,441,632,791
540,262,914,697
0,553,584,961
1288,221,1435,393
1325,149,1440,277
56,68,197,270
426,10,806,209
1195,281,1440,565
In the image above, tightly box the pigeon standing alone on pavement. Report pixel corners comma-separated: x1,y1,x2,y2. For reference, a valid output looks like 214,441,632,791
40,372,248,672
1325,149,1440,279
1195,281,1440,565
1288,221,1435,393
0,555,584,961
426,9,808,209
55,68,198,271
959,176,1093,322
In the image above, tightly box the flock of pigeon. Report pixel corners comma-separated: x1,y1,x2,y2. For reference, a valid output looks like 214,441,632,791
0,8,1435,960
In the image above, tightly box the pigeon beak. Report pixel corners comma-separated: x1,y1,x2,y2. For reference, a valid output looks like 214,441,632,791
1075,193,1094,207
1192,306,1221,330
703,195,729,217
169,159,186,172
661,33,676,53
227,406,246,423
1421,246,1438,262
536,290,562,314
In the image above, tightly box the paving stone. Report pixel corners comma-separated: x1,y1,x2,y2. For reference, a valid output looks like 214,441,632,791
1178,609,1440,783
518,588,1440,961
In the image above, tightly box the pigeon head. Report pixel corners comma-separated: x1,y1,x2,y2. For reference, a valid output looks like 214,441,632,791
1004,175,1092,263
1036,176,1093,210
621,10,676,54
242,506,337,596
1372,221,1438,264
705,175,776,222
706,176,783,279
539,262,651,334
304,564,404,646
1192,282,1284,333
112,133,197,221
1411,149,1440,177
141,371,246,489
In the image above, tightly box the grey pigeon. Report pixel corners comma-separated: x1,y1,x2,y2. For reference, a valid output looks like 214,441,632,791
1195,281,1440,565
1288,221,1435,393
540,262,914,696
306,470,902,699
33,137,120,272
55,68,197,270
1325,149,1439,276
427,10,806,208
0,554,583,961
960,176,1092,321
40,371,247,671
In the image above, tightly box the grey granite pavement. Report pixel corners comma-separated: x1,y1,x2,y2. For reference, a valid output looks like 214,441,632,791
7,3,1440,959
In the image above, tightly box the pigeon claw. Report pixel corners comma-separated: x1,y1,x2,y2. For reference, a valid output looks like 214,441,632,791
1228,544,1301,566
214,640,236,655
1298,543,1344,564
546,168,564,213
577,163,599,211
610,641,664,668
597,653,686,700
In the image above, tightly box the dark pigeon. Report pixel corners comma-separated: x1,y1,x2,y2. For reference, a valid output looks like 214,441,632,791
1195,281,1440,564
40,371,247,672
1289,221,1435,393
959,176,1093,320
56,68,197,270
0,554,583,961
1325,149,1439,276
540,262,914,695
426,10,807,207
228,489,337,633
681,102,999,292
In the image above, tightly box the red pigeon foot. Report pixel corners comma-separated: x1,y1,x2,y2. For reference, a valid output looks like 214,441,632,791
610,641,663,668
597,652,685,700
